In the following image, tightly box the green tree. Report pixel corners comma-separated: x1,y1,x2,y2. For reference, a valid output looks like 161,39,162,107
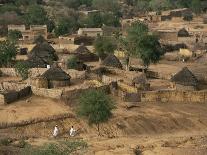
77,90,115,135
54,17,78,36
15,61,29,80
8,30,22,41
191,0,202,14
23,5,48,25
94,36,116,60
67,56,79,69
0,40,17,67
92,0,120,13
124,22,163,68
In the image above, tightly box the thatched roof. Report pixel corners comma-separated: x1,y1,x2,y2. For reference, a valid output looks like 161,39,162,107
74,45,99,62
132,73,147,84
171,67,198,86
177,28,189,37
28,42,58,68
41,66,71,81
101,54,122,69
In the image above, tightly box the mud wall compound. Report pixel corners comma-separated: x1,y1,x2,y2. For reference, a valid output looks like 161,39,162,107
141,90,207,103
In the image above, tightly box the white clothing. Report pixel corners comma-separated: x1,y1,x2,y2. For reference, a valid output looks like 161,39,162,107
70,127,76,137
53,127,59,137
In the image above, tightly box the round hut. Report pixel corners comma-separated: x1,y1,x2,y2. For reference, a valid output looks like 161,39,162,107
74,44,99,62
177,28,190,37
41,66,71,88
28,41,58,68
171,67,198,90
132,73,150,90
101,54,123,69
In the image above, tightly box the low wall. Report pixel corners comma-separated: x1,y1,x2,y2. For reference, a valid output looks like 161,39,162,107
0,86,31,105
141,90,207,103
62,85,110,104
0,68,17,77
0,81,27,91
31,87,63,99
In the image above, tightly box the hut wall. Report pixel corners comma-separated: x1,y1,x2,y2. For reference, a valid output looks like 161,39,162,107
30,77,48,88
175,84,196,91
48,80,70,88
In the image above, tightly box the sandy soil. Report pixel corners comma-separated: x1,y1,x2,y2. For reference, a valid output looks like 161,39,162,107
1,98,207,154
0,96,71,123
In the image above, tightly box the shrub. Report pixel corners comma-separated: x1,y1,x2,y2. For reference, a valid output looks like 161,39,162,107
0,138,12,146
67,56,79,69
15,61,30,80
77,89,115,135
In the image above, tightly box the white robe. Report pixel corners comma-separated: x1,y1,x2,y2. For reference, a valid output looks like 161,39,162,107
70,128,76,137
53,127,59,137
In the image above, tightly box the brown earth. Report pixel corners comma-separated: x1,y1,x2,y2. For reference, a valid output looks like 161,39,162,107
1,96,207,154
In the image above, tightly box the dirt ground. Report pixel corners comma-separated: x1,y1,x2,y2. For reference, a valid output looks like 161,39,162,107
1,96,207,154
0,96,71,123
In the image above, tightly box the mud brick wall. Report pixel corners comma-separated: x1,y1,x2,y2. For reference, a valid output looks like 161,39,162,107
141,90,207,103
0,68,17,76
31,86,63,99
0,82,27,91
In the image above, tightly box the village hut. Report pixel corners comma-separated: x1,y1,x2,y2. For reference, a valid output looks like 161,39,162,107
171,67,198,90
41,66,71,88
74,45,99,62
177,28,190,37
28,41,58,68
132,73,150,90
101,54,122,69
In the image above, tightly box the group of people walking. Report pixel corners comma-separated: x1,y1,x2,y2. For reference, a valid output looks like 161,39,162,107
53,125,76,138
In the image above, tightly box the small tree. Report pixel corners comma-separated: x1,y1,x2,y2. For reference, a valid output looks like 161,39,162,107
94,36,116,60
0,40,17,67
77,90,115,135
67,56,79,69
124,21,163,68
8,30,22,41
15,61,30,80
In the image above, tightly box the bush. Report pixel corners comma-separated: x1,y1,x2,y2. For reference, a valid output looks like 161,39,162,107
0,138,12,146
15,61,30,80
67,56,79,69
77,89,115,135
21,140,88,155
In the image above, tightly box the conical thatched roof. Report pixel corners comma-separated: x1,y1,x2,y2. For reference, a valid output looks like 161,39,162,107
101,54,122,69
132,73,147,84
41,66,71,81
74,45,98,62
171,67,198,86
177,28,189,37
28,42,58,68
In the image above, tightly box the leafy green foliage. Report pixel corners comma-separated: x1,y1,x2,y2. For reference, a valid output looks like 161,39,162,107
67,56,79,69
191,0,202,14
21,140,88,155
0,138,13,146
92,0,120,13
8,30,22,41
94,36,116,59
15,61,29,80
77,90,115,135
0,40,17,67
54,17,78,36
124,22,163,68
